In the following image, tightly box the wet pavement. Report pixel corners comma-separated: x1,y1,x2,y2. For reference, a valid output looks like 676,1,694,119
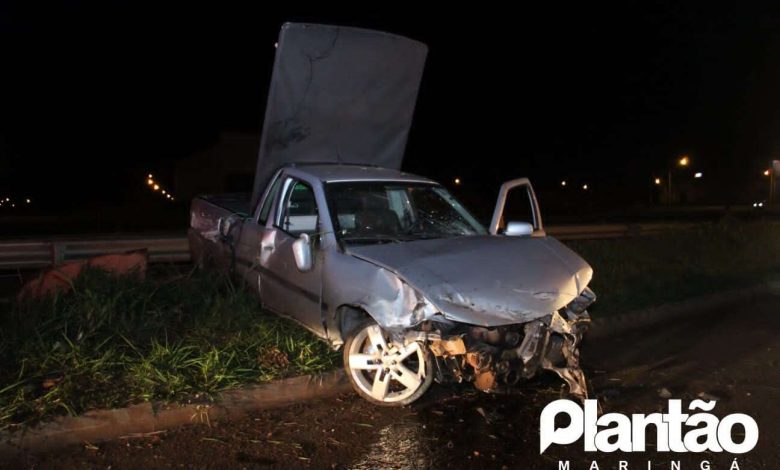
7,293,780,469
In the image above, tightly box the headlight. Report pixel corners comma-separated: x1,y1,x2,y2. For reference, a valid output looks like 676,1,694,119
565,286,596,316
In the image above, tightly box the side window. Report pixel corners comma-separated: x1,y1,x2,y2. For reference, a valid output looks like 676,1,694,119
258,175,283,224
280,181,319,236
502,186,536,230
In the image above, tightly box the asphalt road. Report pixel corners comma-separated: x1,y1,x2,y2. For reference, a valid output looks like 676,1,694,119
8,293,780,469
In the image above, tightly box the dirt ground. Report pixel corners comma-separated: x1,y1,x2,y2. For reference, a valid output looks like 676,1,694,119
6,293,780,469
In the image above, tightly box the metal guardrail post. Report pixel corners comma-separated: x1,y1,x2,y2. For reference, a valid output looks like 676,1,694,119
52,242,65,266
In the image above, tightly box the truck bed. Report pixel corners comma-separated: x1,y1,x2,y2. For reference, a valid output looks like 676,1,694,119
198,193,251,216
189,194,252,268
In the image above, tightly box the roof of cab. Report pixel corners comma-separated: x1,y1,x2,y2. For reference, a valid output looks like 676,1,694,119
284,163,437,184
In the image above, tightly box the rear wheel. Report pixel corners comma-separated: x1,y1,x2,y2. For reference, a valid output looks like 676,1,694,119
343,319,433,406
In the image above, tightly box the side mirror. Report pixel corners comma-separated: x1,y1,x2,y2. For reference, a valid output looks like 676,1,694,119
489,178,544,236
292,233,313,272
504,221,534,237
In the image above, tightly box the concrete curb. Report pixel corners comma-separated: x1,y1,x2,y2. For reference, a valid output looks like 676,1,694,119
0,370,350,456
588,281,780,339
3,282,779,456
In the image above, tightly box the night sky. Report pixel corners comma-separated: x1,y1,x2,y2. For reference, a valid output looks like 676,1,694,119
2,2,780,218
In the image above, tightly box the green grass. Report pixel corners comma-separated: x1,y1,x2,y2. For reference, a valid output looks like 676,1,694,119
568,220,780,317
0,268,338,430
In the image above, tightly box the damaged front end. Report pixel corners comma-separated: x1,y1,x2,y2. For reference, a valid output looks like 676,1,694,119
338,230,599,406
415,287,596,400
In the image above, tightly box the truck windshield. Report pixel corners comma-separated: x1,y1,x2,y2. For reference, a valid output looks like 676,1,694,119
325,182,487,244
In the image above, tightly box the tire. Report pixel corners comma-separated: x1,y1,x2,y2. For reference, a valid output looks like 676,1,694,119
342,319,434,406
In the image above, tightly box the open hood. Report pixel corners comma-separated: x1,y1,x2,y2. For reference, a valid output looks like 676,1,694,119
251,23,428,208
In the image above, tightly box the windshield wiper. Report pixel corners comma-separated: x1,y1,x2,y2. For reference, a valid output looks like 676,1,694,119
341,235,403,244
403,215,465,239
400,231,449,240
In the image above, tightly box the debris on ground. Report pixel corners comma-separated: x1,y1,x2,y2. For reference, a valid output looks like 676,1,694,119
697,391,721,401
475,407,491,424
258,347,290,369
18,250,148,300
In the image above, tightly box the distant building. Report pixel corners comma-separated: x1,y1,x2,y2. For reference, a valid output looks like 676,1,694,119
174,131,259,199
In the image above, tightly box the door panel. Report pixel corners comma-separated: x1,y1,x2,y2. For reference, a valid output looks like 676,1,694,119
234,219,263,292
235,171,286,294
259,179,324,336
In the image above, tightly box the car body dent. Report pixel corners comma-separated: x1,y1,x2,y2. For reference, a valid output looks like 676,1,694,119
343,235,592,329
322,247,435,339
348,266,437,330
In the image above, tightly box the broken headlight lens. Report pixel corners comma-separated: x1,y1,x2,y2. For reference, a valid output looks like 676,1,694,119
565,286,596,316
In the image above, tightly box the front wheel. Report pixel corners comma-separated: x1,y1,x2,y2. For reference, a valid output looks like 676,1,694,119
343,319,433,406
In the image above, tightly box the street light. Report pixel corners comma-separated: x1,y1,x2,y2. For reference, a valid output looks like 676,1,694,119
654,177,661,185
454,177,461,185
694,172,703,179
561,180,567,187
667,155,692,204
582,184,589,190
764,168,775,204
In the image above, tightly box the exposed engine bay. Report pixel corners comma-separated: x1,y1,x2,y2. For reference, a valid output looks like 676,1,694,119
411,287,595,399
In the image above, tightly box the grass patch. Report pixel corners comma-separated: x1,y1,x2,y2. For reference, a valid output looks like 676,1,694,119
568,220,780,316
1,220,778,428
0,268,338,430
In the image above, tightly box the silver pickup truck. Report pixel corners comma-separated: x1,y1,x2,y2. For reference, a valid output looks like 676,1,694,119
189,23,596,406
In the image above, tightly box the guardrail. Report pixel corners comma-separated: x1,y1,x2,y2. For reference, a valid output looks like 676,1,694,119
0,235,190,270
0,223,695,270
545,222,697,240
